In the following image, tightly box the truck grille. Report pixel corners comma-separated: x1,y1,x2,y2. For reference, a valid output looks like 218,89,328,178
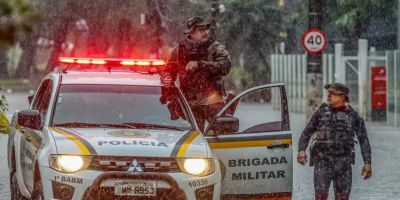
88,156,181,173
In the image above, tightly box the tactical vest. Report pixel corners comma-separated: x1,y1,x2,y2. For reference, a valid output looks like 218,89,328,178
310,104,356,162
177,39,224,102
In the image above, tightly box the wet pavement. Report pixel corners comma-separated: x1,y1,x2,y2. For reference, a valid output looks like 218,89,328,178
291,112,400,200
0,92,399,200
0,92,30,200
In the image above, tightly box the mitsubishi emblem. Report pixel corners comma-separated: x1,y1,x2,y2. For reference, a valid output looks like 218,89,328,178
128,160,143,172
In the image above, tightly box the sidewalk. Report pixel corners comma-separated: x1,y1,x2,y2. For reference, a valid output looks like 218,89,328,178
0,78,40,93
290,112,400,200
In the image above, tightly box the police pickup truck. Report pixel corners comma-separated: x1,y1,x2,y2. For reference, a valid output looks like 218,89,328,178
7,57,293,200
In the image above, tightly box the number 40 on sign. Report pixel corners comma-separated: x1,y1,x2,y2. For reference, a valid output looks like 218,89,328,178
302,28,327,54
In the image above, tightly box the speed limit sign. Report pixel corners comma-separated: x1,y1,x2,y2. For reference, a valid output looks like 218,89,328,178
302,28,327,54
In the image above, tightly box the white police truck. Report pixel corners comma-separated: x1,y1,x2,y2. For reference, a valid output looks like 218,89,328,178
7,57,293,200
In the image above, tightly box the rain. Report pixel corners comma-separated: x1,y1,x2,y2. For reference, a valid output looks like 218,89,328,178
0,0,400,199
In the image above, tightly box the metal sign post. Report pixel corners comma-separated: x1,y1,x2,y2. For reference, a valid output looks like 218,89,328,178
303,0,325,118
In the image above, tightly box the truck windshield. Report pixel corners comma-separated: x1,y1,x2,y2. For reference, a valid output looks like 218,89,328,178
52,84,193,130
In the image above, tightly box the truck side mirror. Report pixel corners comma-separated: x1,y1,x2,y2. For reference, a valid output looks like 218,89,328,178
17,110,42,130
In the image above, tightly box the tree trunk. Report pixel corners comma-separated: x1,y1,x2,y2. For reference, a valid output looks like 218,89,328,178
16,34,37,78
0,50,8,78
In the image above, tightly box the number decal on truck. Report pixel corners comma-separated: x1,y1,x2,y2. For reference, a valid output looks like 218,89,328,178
188,179,208,188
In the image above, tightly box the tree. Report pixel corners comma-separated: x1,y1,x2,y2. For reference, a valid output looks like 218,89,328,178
217,0,285,87
0,0,37,77
0,0,36,48
17,0,171,76
15,0,73,77
335,0,397,49
294,0,397,51
0,0,36,110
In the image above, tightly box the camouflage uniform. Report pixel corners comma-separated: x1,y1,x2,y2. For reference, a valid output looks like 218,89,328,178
298,101,371,200
163,37,231,130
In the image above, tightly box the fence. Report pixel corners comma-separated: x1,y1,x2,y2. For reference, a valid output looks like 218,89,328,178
386,51,400,127
271,39,400,127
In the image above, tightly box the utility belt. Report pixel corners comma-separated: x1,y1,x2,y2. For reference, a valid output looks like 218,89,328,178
181,80,226,102
310,141,355,166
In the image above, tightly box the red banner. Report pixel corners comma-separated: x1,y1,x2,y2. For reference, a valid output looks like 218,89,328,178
371,66,387,109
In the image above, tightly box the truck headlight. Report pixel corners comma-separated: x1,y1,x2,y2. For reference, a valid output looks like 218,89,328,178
49,155,92,173
177,158,215,176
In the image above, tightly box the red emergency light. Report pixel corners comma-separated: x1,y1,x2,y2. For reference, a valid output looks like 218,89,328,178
57,57,166,73
58,57,165,66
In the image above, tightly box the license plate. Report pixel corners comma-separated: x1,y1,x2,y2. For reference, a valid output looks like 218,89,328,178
114,181,157,196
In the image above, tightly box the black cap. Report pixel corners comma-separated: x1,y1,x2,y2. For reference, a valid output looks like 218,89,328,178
184,16,212,34
324,83,350,102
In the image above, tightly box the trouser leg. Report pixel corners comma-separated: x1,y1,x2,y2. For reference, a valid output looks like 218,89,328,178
204,103,224,122
192,103,224,132
333,159,352,200
314,161,332,200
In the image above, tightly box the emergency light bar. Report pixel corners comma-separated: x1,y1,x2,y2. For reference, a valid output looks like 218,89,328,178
58,57,166,66
56,57,167,74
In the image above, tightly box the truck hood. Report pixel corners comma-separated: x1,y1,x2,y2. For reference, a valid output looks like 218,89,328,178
49,127,209,158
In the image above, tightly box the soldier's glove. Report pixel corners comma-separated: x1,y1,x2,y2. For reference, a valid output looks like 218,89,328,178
161,74,173,87
297,151,307,165
361,163,372,180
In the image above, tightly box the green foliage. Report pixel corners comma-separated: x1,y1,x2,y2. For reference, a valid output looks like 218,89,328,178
225,67,251,90
0,0,38,49
225,63,270,92
297,0,397,37
217,0,284,89
333,0,397,30
219,0,283,55
0,94,7,112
